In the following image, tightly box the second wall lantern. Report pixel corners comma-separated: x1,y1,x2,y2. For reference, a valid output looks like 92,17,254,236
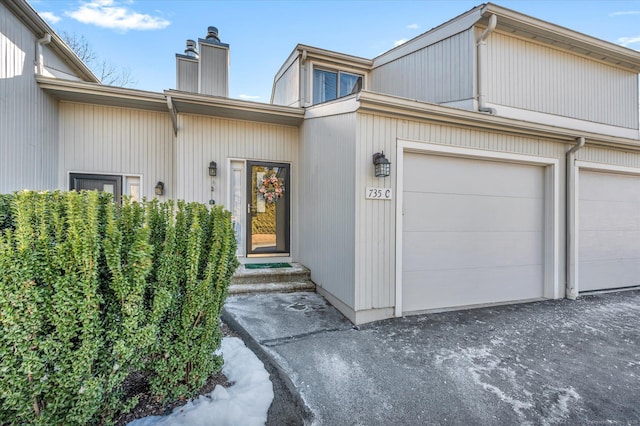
208,161,217,177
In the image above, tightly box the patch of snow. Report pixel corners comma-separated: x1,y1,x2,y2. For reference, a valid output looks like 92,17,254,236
541,386,581,426
128,337,273,426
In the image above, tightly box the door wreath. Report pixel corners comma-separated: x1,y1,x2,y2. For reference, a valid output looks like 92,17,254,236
258,171,285,204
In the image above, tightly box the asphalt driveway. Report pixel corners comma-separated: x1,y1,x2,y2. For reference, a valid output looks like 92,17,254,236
223,290,640,425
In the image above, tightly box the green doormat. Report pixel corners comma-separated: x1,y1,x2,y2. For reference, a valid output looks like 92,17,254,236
244,262,292,269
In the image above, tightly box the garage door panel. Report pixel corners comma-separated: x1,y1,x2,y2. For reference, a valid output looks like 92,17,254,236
580,172,640,202
579,200,640,231
404,153,544,198
579,170,640,292
402,152,546,312
403,231,543,271
579,258,640,291
579,230,640,260
403,192,543,232
403,265,544,312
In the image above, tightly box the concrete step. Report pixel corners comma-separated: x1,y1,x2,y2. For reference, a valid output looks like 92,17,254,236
231,262,310,285
228,281,316,295
229,262,315,295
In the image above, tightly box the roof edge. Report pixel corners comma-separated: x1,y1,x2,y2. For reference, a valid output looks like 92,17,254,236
5,0,100,83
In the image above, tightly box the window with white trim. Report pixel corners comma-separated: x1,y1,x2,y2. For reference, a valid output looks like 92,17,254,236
312,68,362,104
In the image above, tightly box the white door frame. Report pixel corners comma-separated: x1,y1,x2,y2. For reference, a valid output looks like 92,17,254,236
395,139,560,317
568,161,640,295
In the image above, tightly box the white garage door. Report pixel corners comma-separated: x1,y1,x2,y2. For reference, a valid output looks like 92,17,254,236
579,171,640,292
402,153,545,313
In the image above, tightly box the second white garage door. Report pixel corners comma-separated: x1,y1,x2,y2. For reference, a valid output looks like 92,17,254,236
578,170,640,292
402,153,546,313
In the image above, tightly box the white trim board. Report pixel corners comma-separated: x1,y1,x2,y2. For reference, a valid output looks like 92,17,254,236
395,139,560,317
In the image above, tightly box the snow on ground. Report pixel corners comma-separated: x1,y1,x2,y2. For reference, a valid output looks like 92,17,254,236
128,337,273,426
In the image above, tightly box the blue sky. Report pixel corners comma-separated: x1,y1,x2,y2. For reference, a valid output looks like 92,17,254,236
31,0,640,103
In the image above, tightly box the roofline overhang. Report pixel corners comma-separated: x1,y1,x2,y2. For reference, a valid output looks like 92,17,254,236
166,89,304,126
481,3,640,72
355,90,640,150
4,0,100,82
36,77,305,126
374,2,640,72
274,43,373,83
37,76,168,111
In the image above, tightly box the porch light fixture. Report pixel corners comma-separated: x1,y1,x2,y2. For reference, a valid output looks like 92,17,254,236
208,161,217,177
372,151,391,178
154,181,164,196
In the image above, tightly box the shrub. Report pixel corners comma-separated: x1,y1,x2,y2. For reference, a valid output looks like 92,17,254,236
0,191,238,425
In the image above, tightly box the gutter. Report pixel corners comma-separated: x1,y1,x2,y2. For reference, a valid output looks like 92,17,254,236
565,136,586,299
476,13,497,115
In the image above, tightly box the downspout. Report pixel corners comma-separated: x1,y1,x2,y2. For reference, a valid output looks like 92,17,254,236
565,136,585,299
476,14,497,115
35,33,52,76
300,49,308,107
166,96,178,136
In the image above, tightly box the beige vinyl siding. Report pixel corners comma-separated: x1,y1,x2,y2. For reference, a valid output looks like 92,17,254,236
0,2,59,193
577,146,640,168
41,45,85,81
299,113,356,309
370,30,475,105
58,102,174,198
199,43,229,97
354,112,569,312
272,58,300,107
486,31,639,130
177,114,299,254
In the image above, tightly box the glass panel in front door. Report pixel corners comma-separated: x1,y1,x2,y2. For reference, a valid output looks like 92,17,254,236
247,162,290,256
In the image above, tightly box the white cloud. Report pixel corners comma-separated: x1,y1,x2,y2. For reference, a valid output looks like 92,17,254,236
66,0,170,32
609,10,640,16
618,35,640,47
394,39,408,47
39,11,61,24
238,94,260,100
407,23,419,30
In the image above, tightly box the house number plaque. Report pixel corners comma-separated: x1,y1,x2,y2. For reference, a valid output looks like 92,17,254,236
366,187,392,200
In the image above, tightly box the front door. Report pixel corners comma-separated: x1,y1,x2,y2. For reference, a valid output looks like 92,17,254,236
246,161,290,256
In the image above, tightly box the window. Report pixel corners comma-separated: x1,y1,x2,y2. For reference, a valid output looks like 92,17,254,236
313,68,362,104
70,173,123,204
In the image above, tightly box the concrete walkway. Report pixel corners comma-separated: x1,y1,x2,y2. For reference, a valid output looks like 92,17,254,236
223,290,640,425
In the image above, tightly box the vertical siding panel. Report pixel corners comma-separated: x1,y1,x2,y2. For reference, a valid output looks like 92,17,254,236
59,103,175,198
487,31,638,129
371,29,475,105
299,112,356,310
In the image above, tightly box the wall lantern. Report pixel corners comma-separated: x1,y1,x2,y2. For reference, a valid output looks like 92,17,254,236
154,181,164,196
372,151,391,178
208,161,217,177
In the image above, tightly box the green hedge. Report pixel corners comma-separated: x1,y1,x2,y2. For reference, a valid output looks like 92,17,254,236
0,191,238,425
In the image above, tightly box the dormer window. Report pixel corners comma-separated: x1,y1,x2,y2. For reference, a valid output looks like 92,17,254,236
313,68,362,104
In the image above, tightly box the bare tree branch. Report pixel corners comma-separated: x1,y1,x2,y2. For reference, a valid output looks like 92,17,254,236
61,31,137,87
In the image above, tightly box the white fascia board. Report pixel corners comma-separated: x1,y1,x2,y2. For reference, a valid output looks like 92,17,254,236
373,6,483,68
